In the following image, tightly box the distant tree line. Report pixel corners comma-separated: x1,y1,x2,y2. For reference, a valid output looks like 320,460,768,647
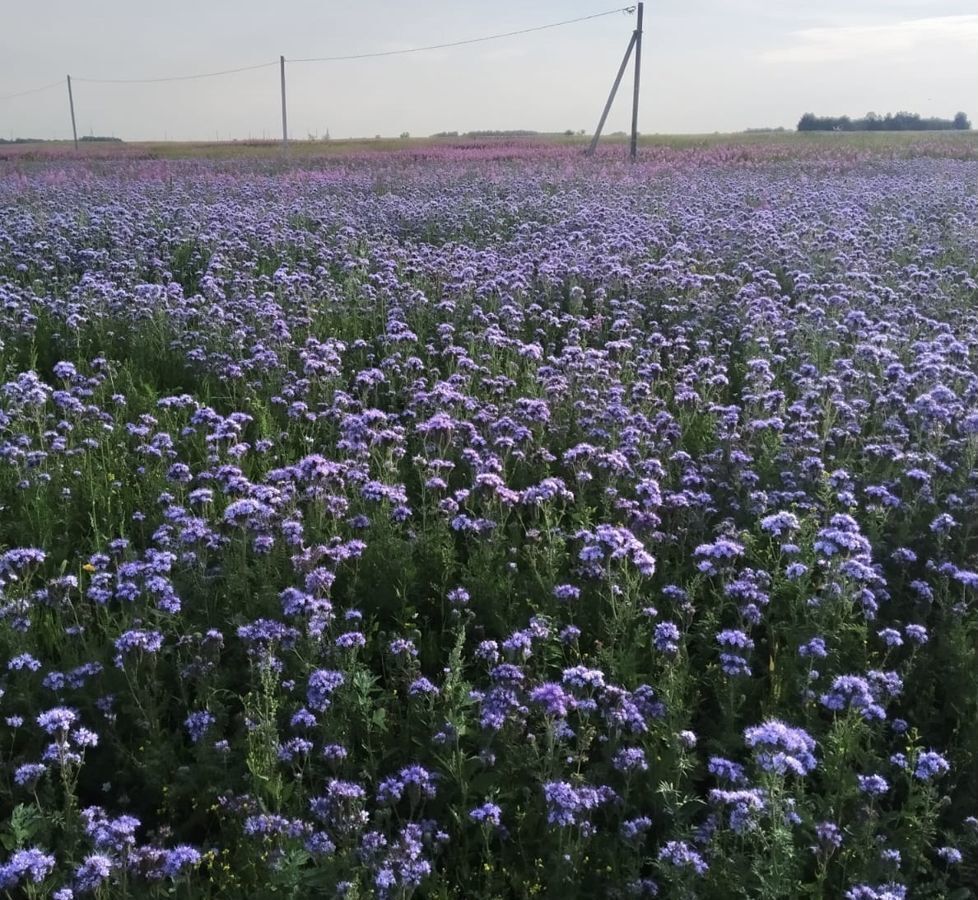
464,130,540,137
798,112,971,132
0,135,123,144
430,130,542,139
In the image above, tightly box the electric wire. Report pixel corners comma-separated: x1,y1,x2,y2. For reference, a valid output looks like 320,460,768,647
72,60,279,85
291,7,635,64
2,5,634,91
0,80,65,102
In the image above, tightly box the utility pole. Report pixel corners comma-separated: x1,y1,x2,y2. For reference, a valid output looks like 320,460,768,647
280,55,288,149
66,75,78,150
586,4,644,158
586,32,636,156
630,2,644,161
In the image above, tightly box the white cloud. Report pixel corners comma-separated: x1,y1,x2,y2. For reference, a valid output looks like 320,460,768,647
760,14,978,63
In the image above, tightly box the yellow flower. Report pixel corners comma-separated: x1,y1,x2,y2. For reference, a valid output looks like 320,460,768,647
82,563,96,573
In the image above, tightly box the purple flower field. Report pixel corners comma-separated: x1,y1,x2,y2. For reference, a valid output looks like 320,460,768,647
1,141,977,898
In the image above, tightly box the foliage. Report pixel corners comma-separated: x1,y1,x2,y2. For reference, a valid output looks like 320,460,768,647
797,111,971,132
0,145,977,898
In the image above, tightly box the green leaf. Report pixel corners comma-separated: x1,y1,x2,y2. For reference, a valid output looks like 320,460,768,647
10,804,44,845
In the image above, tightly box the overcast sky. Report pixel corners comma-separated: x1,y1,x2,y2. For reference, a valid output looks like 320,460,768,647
1,0,975,141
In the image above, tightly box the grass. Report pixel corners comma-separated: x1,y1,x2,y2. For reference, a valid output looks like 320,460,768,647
2,130,976,162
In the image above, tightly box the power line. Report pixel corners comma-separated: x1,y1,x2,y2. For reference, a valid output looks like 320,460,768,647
73,60,278,86
0,5,640,145
2,7,633,92
292,7,635,63
0,80,65,102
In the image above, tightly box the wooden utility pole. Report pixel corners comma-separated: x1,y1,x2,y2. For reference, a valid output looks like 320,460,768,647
586,32,636,156
630,2,644,161
66,75,78,150
280,55,288,148
587,4,645,158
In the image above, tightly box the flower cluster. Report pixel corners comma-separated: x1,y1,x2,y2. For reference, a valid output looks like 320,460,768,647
0,140,975,897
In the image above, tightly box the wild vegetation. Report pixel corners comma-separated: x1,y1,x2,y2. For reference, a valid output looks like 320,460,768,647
0,139,977,898
797,112,971,132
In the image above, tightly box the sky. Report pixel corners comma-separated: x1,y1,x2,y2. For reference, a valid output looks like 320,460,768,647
1,0,976,141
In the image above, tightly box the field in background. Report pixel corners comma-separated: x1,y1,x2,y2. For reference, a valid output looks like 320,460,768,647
1,129,977,162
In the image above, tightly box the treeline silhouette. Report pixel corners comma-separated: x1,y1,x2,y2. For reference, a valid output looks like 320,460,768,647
798,112,971,132
430,130,542,138
0,135,123,145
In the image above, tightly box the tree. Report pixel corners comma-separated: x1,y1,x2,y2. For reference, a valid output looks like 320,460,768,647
796,111,968,132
